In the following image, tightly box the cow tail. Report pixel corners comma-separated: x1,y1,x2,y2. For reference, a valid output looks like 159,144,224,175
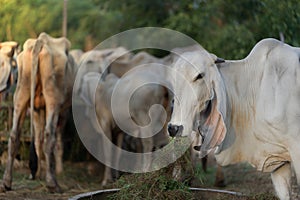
29,39,43,179
29,139,38,179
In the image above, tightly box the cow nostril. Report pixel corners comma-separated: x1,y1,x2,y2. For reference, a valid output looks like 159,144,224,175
168,124,182,137
167,124,174,137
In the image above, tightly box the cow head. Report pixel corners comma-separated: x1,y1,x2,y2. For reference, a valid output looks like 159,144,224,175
168,49,227,156
0,41,18,101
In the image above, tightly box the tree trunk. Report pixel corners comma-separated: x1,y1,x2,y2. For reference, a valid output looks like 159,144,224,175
62,0,68,37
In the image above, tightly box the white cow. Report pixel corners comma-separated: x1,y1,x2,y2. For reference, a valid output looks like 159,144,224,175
78,47,132,72
76,47,132,90
168,38,300,200
80,67,169,186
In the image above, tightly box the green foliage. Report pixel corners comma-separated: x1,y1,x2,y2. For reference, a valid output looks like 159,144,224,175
1,0,300,58
0,0,62,44
254,0,300,46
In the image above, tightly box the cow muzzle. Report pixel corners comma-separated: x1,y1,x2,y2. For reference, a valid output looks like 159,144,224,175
168,123,183,137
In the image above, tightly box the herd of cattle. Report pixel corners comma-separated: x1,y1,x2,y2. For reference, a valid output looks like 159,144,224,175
0,33,207,193
0,32,299,200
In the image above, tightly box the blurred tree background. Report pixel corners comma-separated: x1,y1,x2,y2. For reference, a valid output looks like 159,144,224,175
0,0,299,163
1,0,300,59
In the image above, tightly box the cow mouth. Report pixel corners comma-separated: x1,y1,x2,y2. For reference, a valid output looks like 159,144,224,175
192,99,213,155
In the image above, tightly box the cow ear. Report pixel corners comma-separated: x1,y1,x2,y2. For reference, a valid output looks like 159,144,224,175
200,65,227,154
213,67,227,120
213,70,227,141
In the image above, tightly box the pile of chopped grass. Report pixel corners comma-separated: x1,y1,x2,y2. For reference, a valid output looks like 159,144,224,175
109,170,194,200
108,152,198,200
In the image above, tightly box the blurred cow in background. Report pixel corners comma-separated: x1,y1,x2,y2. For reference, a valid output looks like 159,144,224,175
77,49,170,186
69,49,84,65
0,41,19,104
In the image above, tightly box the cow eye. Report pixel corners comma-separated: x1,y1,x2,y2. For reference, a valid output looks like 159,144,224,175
170,99,174,114
194,73,205,81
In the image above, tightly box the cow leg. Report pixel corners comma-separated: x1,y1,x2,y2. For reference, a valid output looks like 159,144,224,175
2,96,28,191
290,147,300,192
31,109,45,180
54,111,68,175
43,104,61,192
135,137,143,171
201,156,208,173
271,163,292,200
101,126,113,186
54,129,63,175
102,165,113,186
141,134,153,171
214,164,225,187
113,132,124,179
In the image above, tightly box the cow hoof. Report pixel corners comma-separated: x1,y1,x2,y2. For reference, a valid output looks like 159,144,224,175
101,180,107,187
214,180,226,188
28,174,35,180
101,179,113,187
4,184,11,191
47,185,62,193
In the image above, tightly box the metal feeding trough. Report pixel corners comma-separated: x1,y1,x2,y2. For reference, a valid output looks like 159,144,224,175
69,188,120,200
69,187,244,200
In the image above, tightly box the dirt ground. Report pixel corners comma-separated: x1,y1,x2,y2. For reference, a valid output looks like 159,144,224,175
0,156,298,200
0,161,104,200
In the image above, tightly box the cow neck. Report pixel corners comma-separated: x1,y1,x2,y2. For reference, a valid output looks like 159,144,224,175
216,60,263,163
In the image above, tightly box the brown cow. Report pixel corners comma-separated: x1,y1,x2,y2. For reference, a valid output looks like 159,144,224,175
1,32,77,192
